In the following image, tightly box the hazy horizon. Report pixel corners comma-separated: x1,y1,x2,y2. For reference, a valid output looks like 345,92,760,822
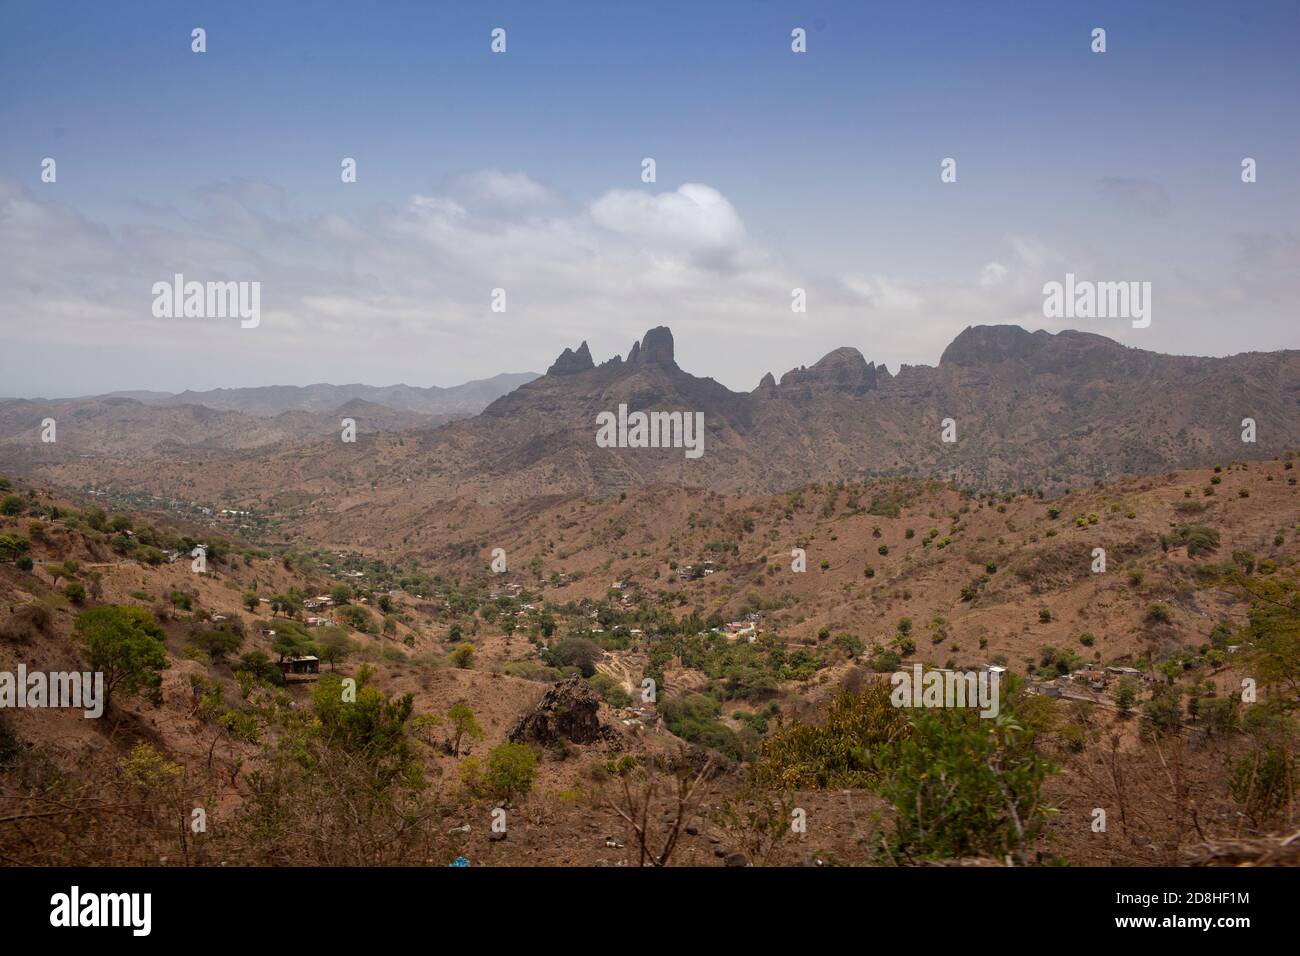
4,320,1297,402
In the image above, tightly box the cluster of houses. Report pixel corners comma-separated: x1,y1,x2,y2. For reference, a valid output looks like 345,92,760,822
675,561,716,581
720,614,760,642
609,580,640,609
617,704,660,733
1025,664,1158,699
302,594,338,628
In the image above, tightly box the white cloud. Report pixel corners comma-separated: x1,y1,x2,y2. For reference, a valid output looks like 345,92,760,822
453,169,558,209
0,175,1292,398
590,183,746,257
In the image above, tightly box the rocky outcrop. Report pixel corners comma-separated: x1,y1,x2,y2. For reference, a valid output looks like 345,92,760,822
508,676,616,746
546,341,595,376
778,347,879,394
630,326,675,367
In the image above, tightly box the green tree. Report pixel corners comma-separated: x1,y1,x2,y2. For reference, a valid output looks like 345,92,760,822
545,638,602,677
450,642,475,669
316,628,353,670
0,533,30,561
1114,677,1138,714
484,741,537,800
311,672,415,775
190,628,243,664
73,606,168,710
446,702,484,756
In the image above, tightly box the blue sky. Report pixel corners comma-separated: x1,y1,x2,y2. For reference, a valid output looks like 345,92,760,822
2,0,1298,396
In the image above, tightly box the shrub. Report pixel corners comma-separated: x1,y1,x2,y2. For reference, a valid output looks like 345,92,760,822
1145,602,1172,625
658,693,744,758
876,705,1055,861
589,672,632,707
1165,524,1220,557
190,628,243,663
484,741,537,800
752,684,907,789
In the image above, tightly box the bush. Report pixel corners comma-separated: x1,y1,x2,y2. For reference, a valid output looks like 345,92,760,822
190,628,243,663
1145,602,1172,625
876,705,1055,861
1164,524,1220,557
752,683,907,789
1229,745,1295,826
545,638,602,677
484,741,537,800
449,642,475,669
589,672,632,707
658,693,744,759
64,581,86,604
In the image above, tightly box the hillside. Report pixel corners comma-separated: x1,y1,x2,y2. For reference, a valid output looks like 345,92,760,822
2,455,1297,867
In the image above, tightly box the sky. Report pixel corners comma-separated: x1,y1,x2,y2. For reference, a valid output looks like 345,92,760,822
1,0,1298,397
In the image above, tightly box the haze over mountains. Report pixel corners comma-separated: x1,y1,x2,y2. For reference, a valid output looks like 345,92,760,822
96,372,541,417
0,373,539,454
1,325,1296,524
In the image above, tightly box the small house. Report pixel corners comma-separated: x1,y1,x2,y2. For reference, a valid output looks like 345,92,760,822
277,656,320,681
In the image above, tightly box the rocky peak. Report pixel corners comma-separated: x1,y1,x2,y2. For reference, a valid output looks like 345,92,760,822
939,325,1042,366
546,341,595,376
629,326,675,367
778,347,878,393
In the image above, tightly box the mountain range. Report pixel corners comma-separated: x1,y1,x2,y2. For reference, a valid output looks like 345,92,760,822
1,325,1296,524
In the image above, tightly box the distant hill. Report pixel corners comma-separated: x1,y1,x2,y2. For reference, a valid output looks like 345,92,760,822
104,372,540,417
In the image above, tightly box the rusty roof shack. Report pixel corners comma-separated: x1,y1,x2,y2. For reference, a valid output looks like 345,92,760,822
277,655,320,683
